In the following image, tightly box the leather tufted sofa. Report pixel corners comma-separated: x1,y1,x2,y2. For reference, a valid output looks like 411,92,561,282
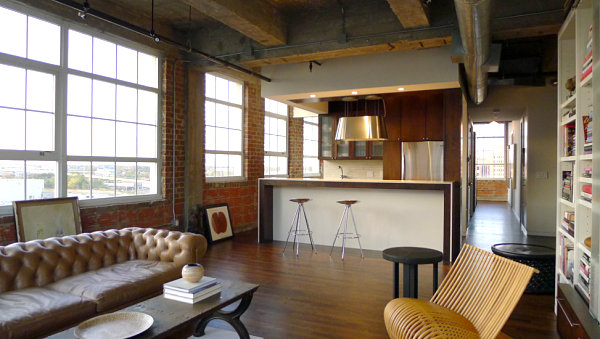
0,227,207,338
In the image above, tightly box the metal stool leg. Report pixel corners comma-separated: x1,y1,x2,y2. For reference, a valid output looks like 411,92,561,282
330,205,347,256
341,205,350,260
348,206,364,259
282,203,301,254
293,204,301,256
301,204,317,253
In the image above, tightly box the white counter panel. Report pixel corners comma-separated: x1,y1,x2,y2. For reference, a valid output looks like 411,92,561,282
272,186,444,252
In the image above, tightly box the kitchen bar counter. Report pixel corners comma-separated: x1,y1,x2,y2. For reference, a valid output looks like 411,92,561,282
259,178,460,262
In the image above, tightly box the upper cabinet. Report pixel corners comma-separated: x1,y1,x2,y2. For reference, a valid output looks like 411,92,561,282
319,116,384,160
386,91,445,142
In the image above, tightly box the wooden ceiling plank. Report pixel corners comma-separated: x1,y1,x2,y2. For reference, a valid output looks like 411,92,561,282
386,0,430,28
182,0,286,46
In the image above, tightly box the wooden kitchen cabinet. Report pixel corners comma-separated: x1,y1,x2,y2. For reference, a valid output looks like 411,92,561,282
352,141,383,159
396,92,444,141
319,115,382,160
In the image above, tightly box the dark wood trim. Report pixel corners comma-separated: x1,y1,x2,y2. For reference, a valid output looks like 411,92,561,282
258,179,459,263
557,284,600,338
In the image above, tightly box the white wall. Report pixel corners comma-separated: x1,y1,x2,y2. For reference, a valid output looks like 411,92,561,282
322,160,383,180
469,86,557,236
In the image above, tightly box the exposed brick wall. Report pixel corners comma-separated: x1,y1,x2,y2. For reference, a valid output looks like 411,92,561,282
0,59,186,246
476,179,508,201
288,113,304,178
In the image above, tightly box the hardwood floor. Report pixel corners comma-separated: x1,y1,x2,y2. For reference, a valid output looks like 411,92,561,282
201,227,559,339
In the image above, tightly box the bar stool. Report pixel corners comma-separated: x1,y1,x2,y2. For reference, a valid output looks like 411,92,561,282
282,198,316,256
330,200,364,260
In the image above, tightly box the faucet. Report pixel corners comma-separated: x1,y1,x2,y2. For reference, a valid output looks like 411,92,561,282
338,165,344,179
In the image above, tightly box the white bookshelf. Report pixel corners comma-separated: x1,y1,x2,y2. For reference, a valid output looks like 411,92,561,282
556,0,598,318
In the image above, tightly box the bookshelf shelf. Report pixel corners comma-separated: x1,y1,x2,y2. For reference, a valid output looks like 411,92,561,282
582,73,593,87
580,177,593,183
579,199,592,208
560,228,576,242
562,115,577,126
579,242,592,256
561,199,576,208
561,156,577,161
580,154,593,160
562,95,577,109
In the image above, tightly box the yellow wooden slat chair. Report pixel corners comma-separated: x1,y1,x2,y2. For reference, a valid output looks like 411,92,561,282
384,244,539,339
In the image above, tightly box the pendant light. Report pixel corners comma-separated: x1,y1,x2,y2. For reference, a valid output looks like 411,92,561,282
335,95,388,141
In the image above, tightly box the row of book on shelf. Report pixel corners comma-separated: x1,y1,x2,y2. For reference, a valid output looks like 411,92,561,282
564,123,576,157
582,183,592,203
561,211,575,237
581,24,593,83
577,251,591,302
583,112,593,154
562,170,573,202
163,276,221,304
560,235,574,283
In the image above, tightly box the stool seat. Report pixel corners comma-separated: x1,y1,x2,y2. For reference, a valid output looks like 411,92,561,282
337,200,358,205
290,198,310,203
383,247,443,265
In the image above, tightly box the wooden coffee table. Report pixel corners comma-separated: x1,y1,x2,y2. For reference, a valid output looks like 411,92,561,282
47,279,259,339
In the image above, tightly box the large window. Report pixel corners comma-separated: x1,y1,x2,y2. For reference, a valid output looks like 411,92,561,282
204,73,243,180
0,4,160,209
303,116,319,176
264,98,287,176
474,122,505,179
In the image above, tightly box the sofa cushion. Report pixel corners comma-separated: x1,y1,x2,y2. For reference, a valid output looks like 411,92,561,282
46,260,179,312
0,287,96,339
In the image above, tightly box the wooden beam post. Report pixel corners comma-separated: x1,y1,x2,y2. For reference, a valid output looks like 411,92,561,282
386,0,430,28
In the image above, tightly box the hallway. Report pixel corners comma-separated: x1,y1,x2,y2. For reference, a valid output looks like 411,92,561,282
466,201,555,251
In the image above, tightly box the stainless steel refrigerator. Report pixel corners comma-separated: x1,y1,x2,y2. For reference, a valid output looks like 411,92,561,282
402,141,444,181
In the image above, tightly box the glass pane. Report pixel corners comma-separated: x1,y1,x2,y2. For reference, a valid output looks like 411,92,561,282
372,141,384,157
116,162,136,196
473,123,505,137
67,161,91,199
27,17,60,65
0,108,24,150
476,138,504,164
67,75,91,117
205,153,215,177
26,161,56,199
229,129,241,152
0,64,25,109
205,74,215,99
264,156,270,176
117,45,137,83
0,160,24,205
68,30,92,72
277,136,286,153
229,80,242,105
138,90,157,125
215,127,228,151
229,154,241,176
116,85,137,122
138,52,158,88
269,117,278,134
216,154,228,176
67,116,91,156
137,162,157,195
475,164,505,179
229,107,242,130
215,104,228,128
26,111,53,151
278,119,286,137
116,122,136,157
320,116,332,157
264,116,269,135
92,162,114,199
93,37,116,78
92,119,115,156
215,77,228,102
337,141,349,157
0,7,26,58
264,129,269,152
354,141,367,157
269,135,277,153
205,101,215,126
303,157,319,175
27,70,55,112
92,80,115,119
205,126,215,151
278,156,287,175
137,124,156,158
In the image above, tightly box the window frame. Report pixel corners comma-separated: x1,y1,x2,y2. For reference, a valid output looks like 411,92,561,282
204,72,245,183
0,2,163,215
263,98,288,177
474,122,506,180
302,116,320,177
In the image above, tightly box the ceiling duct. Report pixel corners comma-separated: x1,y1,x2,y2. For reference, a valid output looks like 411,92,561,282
453,0,492,105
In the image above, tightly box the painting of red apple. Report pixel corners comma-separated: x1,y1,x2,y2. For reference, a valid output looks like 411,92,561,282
205,204,233,243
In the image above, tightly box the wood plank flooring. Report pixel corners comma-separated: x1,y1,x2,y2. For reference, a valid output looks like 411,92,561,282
201,229,559,339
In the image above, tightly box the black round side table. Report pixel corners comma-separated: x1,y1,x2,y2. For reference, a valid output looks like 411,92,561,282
382,247,443,299
491,243,555,294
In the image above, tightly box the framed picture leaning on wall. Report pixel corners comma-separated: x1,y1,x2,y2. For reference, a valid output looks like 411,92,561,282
203,203,234,243
13,197,82,242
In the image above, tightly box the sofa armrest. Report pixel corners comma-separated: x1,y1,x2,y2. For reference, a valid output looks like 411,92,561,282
127,228,207,267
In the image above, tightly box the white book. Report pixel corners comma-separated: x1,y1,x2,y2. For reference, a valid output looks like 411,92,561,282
163,276,217,293
164,288,221,304
163,283,221,298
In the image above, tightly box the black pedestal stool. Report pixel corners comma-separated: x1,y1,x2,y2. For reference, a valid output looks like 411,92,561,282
382,247,443,299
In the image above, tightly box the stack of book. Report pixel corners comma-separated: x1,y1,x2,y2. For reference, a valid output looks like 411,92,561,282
564,123,576,156
560,235,574,283
578,252,591,301
581,25,593,83
581,184,592,203
583,113,593,154
561,211,575,237
582,167,592,178
562,170,573,202
163,276,221,304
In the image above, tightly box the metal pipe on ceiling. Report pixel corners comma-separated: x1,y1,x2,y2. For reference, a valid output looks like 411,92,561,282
49,0,272,82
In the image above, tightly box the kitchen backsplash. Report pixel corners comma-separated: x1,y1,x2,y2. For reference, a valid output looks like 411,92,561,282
323,160,383,180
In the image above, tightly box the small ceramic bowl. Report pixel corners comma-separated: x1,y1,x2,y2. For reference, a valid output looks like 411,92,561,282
181,263,205,283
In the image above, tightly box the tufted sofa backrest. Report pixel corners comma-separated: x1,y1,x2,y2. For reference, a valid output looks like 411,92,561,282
0,227,207,293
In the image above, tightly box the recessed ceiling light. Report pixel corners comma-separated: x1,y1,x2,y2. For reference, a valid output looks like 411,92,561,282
351,91,358,95
398,87,405,91
309,94,316,98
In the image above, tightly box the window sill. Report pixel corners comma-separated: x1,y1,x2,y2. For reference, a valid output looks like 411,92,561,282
476,178,507,181
205,176,247,184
